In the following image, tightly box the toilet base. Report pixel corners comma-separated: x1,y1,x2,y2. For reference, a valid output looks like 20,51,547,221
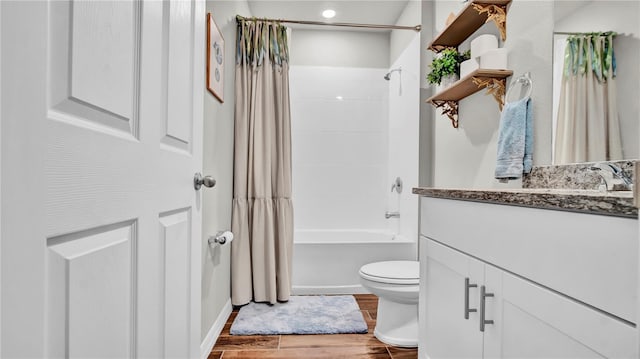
373,297,418,348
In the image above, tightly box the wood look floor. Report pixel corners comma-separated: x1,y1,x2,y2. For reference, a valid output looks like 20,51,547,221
209,294,417,359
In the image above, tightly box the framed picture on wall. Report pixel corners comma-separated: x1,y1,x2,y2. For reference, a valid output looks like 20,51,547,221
207,13,224,103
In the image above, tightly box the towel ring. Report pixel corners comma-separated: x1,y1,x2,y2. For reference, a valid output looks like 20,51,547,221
505,72,533,103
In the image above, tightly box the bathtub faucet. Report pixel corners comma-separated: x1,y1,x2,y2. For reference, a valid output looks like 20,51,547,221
385,211,400,219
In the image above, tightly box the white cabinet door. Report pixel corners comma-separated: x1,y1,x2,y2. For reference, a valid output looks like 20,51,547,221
1,1,204,358
422,239,485,359
483,268,638,359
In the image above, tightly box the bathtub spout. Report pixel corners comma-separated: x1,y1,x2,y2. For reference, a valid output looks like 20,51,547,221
385,211,400,219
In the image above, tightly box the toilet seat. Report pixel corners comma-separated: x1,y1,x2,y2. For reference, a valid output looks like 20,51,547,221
359,261,419,285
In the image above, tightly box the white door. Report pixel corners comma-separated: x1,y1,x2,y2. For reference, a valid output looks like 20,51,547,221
1,1,205,358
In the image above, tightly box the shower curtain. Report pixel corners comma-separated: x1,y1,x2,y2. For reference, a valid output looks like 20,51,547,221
554,32,622,164
231,17,293,306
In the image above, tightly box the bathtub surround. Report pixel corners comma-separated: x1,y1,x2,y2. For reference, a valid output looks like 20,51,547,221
387,34,421,244
231,18,293,306
229,295,367,335
290,66,389,231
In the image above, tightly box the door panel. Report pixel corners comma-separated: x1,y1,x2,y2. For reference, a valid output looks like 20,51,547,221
70,1,137,120
160,209,191,358
1,0,204,357
49,0,140,138
47,222,136,358
165,1,194,151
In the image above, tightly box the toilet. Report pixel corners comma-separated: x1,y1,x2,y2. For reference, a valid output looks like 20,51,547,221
358,260,419,347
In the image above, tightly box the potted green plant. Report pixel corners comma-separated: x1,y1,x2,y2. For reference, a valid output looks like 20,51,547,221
426,47,471,87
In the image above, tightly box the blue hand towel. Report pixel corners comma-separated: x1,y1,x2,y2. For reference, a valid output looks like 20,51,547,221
495,97,533,181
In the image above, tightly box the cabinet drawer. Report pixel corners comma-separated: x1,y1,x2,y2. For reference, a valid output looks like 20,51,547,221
420,197,638,323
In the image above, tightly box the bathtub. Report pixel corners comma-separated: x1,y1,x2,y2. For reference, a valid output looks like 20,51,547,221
291,230,417,295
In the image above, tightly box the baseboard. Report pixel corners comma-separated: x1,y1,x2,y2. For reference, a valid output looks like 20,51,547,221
200,298,232,359
291,284,369,295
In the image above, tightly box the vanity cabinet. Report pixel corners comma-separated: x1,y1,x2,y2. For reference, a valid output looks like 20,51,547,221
419,196,639,359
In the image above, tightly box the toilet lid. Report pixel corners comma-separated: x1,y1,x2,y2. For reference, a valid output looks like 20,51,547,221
359,261,419,285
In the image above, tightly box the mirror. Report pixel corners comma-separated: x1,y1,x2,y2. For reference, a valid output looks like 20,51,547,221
551,1,639,163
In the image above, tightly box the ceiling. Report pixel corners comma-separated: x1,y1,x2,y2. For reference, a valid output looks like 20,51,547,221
247,0,412,30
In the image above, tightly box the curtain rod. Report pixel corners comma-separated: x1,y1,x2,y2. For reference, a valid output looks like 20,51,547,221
236,15,421,32
554,31,617,36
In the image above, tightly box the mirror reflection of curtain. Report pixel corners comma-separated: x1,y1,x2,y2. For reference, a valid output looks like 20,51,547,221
554,32,623,164
231,17,293,306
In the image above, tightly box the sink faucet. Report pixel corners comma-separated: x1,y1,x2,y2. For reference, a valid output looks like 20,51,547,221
385,211,400,219
590,162,633,191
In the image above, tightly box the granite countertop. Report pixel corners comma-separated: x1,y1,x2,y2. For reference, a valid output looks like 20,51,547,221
412,187,637,219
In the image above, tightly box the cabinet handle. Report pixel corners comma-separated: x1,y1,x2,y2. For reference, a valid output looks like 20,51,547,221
480,285,495,332
464,277,478,319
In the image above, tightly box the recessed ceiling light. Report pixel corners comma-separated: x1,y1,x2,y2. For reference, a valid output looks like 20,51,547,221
322,9,336,19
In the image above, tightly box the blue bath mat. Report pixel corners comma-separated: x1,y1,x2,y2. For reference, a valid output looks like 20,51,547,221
229,295,368,335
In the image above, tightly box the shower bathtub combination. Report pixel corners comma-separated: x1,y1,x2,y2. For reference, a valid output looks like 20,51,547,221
291,230,417,295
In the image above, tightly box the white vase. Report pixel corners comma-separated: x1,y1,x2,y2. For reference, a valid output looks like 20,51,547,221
436,74,459,92
442,74,459,87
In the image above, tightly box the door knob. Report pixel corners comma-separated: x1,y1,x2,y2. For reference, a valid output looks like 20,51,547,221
194,172,216,190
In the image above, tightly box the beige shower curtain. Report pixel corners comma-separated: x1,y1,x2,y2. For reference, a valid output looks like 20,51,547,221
231,17,293,306
554,33,622,164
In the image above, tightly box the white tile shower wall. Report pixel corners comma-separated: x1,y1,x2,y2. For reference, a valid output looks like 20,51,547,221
290,66,389,230
387,35,420,243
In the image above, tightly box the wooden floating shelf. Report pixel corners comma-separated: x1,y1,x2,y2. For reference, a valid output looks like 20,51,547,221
428,0,512,52
426,69,513,128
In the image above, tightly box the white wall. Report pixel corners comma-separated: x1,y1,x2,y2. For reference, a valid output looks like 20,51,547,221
431,0,553,188
419,1,436,187
290,29,390,68
290,66,389,230
202,0,250,343
390,0,421,65
429,0,639,188
387,34,421,242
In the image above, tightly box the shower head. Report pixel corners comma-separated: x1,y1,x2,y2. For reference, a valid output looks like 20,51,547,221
383,67,402,81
